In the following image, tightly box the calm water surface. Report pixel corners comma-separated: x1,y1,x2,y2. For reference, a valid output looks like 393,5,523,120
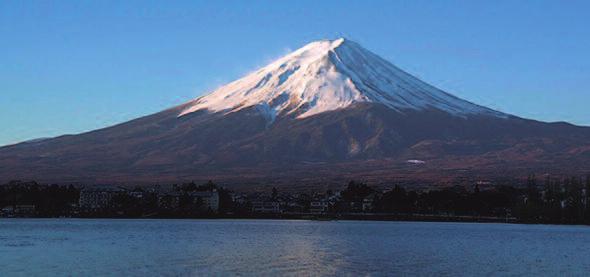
1,219,589,276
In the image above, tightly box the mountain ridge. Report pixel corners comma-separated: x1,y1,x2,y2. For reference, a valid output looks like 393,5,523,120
1,38,590,186
179,38,506,122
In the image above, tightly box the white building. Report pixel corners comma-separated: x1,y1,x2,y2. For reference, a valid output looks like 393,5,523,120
191,190,220,212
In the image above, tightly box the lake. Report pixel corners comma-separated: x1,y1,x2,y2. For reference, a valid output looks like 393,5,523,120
1,219,589,276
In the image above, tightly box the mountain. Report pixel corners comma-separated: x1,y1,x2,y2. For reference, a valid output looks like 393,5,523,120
2,38,590,186
180,38,503,120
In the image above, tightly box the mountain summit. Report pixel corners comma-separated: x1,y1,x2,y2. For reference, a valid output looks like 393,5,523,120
1,39,590,185
181,38,503,120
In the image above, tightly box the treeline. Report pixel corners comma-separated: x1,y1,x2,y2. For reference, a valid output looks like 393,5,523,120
338,176,590,224
3,177,590,224
0,180,233,218
334,181,518,217
518,175,590,224
0,181,79,217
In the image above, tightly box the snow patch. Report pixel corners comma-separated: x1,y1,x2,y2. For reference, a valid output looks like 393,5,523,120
179,38,506,121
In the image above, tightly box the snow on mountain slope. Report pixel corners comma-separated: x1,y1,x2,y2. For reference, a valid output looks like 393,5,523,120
180,38,506,120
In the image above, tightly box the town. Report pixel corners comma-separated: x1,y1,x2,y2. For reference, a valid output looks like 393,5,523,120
2,176,590,225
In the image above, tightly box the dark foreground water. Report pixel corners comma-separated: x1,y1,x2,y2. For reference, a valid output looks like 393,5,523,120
1,219,589,276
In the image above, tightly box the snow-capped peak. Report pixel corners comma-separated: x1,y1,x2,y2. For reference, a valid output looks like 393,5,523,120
179,38,505,120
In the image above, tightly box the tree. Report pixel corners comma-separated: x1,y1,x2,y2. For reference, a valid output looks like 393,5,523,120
199,180,217,191
341,181,374,202
378,185,412,213
517,174,543,223
218,187,234,214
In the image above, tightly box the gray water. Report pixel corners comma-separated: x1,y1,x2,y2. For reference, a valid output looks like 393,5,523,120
0,219,589,276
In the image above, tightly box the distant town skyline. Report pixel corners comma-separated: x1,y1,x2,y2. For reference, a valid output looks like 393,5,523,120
1,1,589,146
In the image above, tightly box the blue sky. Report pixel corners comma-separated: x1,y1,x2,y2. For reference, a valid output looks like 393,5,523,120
1,1,589,146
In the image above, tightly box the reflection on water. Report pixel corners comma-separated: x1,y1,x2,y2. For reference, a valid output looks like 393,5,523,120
1,219,590,276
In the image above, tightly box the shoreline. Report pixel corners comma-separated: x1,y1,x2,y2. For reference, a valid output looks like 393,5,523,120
8,214,590,227
1,213,520,224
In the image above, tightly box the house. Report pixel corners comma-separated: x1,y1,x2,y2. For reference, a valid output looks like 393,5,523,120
156,190,220,213
232,193,247,205
362,193,377,212
157,192,182,210
252,200,281,214
79,188,124,210
128,190,145,199
309,198,329,214
309,201,329,213
1,205,36,217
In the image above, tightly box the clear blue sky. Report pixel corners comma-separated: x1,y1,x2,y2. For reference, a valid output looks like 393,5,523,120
1,1,589,146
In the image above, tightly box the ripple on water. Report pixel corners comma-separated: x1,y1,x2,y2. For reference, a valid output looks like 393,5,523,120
1,219,590,276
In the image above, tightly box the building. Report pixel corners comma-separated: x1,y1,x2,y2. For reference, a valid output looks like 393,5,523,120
79,188,124,210
191,190,220,212
1,205,36,217
252,200,281,214
156,190,219,213
362,193,377,212
310,200,329,214
157,192,181,210
232,193,247,205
